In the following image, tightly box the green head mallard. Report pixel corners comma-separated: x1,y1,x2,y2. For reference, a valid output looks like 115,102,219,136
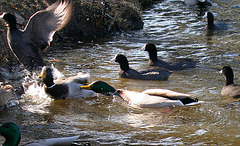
81,81,202,108
0,122,79,146
80,81,116,96
0,122,21,146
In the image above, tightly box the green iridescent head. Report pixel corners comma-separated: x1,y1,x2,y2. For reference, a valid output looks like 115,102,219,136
0,122,21,146
80,81,116,96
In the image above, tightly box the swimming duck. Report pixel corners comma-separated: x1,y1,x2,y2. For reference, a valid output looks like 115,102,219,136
185,0,212,7
39,66,96,100
220,66,240,98
111,54,172,80
141,43,196,71
0,122,78,146
0,0,72,70
203,12,228,31
80,81,202,108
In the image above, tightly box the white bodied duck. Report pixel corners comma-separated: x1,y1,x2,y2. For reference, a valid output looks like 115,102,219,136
185,0,212,7
80,81,203,108
39,66,96,100
0,122,79,146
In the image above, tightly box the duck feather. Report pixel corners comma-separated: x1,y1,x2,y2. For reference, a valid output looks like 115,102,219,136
22,0,73,51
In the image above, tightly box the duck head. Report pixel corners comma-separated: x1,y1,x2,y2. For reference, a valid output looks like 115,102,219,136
111,54,130,71
140,43,156,52
80,81,116,96
39,66,54,87
220,66,234,85
0,122,21,146
141,43,158,61
198,0,212,7
203,12,214,30
0,13,17,30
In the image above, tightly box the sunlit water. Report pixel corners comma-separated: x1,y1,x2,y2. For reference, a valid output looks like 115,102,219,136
1,0,240,145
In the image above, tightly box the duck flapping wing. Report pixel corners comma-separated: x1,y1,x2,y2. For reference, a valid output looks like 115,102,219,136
22,0,73,51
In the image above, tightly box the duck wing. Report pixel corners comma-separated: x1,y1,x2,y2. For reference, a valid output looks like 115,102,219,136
142,89,199,105
22,0,72,52
142,89,194,100
118,89,184,107
215,21,228,30
54,72,90,84
25,135,79,146
221,84,240,98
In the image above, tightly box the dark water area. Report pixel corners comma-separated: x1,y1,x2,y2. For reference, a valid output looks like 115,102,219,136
1,0,240,145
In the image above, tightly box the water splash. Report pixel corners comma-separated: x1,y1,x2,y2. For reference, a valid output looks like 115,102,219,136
21,65,64,114
51,64,65,79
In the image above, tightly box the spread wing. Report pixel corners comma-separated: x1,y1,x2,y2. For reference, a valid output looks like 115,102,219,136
22,0,72,51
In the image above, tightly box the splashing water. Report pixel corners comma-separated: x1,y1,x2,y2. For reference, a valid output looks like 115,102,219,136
21,65,64,114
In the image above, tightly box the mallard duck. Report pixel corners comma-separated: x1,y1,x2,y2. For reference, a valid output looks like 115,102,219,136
203,12,228,31
185,0,212,7
111,54,172,80
0,0,72,70
0,122,78,146
141,43,196,71
80,81,202,108
39,66,96,100
220,66,240,98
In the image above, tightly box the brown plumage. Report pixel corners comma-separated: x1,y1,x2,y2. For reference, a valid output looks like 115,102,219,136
220,66,240,98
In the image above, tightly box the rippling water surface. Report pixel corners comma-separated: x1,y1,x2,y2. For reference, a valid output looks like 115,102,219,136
1,0,240,145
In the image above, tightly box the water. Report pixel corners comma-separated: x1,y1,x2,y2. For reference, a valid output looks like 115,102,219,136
1,0,240,145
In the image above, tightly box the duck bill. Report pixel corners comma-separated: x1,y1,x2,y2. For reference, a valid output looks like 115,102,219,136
203,12,208,18
110,54,117,62
39,71,46,78
80,84,92,90
0,13,5,19
140,44,146,51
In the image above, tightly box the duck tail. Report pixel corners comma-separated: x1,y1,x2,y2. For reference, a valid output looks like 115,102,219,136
180,97,198,105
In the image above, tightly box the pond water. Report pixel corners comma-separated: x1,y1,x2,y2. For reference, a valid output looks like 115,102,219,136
1,0,240,145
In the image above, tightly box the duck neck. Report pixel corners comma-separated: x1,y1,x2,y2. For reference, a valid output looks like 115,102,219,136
3,137,20,146
119,60,130,71
225,75,234,86
4,14,17,31
148,49,158,62
8,21,17,31
43,78,55,88
3,132,21,146
207,16,215,30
